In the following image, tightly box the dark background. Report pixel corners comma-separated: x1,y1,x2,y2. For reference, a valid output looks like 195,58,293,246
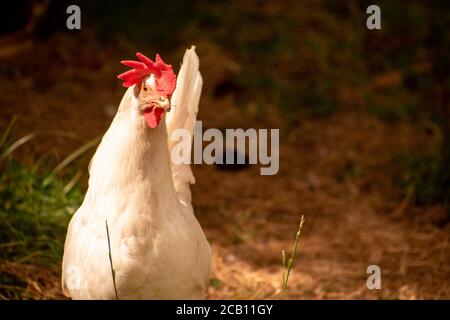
0,0,448,299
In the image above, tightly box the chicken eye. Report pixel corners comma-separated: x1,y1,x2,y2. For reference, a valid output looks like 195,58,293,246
142,85,148,92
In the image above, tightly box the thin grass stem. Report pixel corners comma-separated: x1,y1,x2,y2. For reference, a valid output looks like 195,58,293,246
280,215,305,300
105,220,119,300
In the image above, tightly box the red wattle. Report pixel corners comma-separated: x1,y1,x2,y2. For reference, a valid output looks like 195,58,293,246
144,107,164,128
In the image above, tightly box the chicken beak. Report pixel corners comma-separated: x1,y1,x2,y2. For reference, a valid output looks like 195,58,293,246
157,96,171,112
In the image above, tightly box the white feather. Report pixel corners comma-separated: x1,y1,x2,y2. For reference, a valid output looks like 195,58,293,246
166,46,203,208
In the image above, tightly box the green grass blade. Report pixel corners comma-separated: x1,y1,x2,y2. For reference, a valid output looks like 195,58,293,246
63,170,83,194
0,133,36,162
0,115,17,149
52,136,101,175
280,215,305,300
106,220,119,300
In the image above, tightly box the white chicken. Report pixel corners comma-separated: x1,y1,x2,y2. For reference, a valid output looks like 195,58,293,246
61,47,211,299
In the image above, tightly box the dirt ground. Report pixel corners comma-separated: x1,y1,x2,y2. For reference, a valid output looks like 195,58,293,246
0,34,449,300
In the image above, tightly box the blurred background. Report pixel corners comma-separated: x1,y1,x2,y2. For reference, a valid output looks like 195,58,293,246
0,0,448,299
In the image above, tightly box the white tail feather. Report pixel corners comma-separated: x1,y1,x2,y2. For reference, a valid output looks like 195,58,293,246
166,46,203,206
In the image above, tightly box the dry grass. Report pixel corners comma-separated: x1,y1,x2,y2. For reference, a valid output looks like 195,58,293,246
0,261,65,300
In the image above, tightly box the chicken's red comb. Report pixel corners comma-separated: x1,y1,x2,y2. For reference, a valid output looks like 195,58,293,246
117,52,177,96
